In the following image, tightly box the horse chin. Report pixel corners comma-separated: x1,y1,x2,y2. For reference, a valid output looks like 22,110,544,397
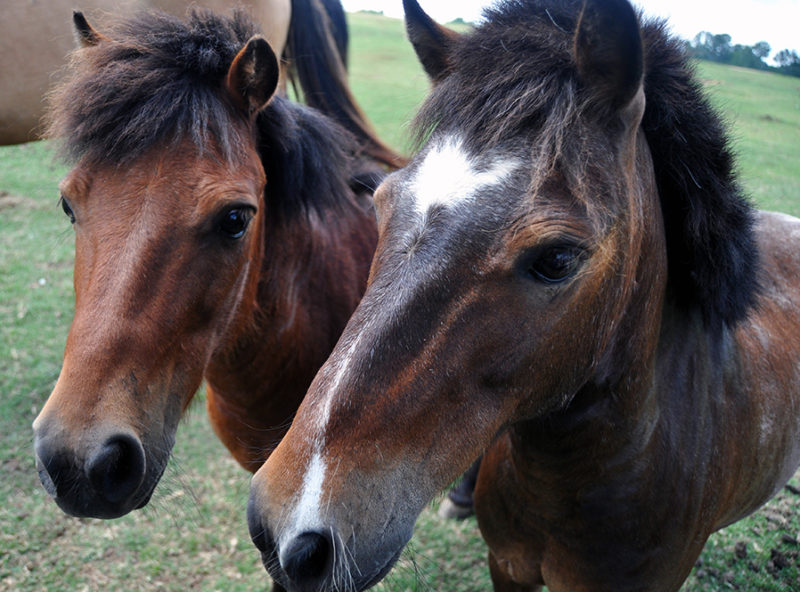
135,492,153,510
49,485,154,519
359,547,404,591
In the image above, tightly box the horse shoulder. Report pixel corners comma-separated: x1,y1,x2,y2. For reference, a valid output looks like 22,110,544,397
724,210,800,513
656,209,800,527
734,210,800,428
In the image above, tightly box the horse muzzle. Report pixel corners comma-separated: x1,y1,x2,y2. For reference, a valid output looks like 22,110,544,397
33,417,160,519
246,486,407,592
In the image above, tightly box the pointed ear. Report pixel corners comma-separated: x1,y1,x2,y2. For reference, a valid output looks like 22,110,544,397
73,11,108,47
403,0,460,82
574,0,643,113
226,36,280,117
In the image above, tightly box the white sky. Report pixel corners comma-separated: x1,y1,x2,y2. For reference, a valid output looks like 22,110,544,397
342,0,799,57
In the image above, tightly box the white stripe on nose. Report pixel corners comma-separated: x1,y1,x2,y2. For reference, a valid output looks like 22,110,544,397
290,451,326,530
284,136,519,546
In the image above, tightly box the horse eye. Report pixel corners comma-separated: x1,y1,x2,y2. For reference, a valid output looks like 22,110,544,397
526,245,583,284
218,207,253,239
60,196,76,224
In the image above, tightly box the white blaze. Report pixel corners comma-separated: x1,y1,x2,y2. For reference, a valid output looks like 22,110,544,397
283,136,519,547
410,136,519,217
290,452,326,529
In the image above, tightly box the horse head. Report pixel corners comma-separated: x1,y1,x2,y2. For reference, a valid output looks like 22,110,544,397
246,0,673,588
33,11,278,518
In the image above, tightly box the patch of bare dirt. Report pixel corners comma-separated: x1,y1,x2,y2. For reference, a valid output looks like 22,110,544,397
0,190,38,211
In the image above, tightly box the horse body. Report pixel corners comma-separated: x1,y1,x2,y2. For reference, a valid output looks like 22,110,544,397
32,7,386,522
247,1,800,591
1,0,295,145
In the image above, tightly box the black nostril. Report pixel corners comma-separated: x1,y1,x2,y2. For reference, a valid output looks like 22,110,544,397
247,496,270,554
86,434,145,504
282,530,333,585
35,446,71,498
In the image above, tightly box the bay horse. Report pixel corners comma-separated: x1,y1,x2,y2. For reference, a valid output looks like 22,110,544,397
32,7,401,530
0,0,347,145
247,0,800,590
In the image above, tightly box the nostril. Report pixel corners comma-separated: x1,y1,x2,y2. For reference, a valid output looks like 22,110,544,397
247,497,270,553
86,434,145,504
34,445,70,499
36,456,58,498
282,530,333,586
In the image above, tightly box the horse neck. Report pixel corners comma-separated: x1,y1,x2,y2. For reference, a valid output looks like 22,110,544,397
203,137,378,432
207,98,375,369
504,300,744,533
256,203,378,367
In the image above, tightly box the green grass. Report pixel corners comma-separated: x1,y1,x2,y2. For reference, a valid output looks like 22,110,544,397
694,61,800,216
346,11,430,153
1,11,799,592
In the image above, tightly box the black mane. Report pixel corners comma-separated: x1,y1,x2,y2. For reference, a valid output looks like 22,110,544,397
47,9,377,220
48,10,258,164
256,96,374,221
413,0,758,327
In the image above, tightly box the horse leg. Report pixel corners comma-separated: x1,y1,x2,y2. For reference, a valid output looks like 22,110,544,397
489,551,543,592
438,456,482,519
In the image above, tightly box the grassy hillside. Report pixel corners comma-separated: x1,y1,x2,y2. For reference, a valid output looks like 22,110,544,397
1,10,799,592
693,60,800,216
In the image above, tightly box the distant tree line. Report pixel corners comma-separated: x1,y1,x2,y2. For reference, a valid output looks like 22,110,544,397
688,32,800,77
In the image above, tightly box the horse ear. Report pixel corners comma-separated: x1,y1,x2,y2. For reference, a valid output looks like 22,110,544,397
226,36,280,117
73,11,108,47
403,0,460,82
574,0,643,112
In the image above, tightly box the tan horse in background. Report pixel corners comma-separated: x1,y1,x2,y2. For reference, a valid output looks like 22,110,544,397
1,0,298,144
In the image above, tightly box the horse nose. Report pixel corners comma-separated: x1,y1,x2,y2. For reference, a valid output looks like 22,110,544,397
248,496,336,591
86,434,146,504
34,443,72,499
247,496,273,554
34,424,148,518
281,530,335,590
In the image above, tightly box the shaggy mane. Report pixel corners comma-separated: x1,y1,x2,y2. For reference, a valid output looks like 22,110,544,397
46,9,379,220
413,0,758,326
47,10,258,164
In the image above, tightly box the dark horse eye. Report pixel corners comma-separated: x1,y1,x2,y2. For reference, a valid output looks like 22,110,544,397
526,245,583,284
60,196,76,224
218,207,253,239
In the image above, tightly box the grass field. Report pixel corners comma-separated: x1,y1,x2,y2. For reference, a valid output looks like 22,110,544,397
2,10,799,592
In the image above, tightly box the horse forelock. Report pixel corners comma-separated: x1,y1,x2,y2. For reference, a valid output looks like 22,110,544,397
411,0,585,150
45,8,373,222
412,0,759,328
46,9,259,166
411,0,616,231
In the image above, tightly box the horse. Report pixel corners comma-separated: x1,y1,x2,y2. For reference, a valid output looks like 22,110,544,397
0,0,348,145
31,4,405,538
246,0,800,590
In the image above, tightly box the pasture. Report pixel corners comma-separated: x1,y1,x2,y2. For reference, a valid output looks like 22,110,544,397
1,10,799,592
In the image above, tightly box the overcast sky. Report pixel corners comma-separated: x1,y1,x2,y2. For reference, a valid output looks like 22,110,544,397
341,0,799,57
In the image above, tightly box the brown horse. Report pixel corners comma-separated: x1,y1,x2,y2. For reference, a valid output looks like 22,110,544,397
32,6,400,528
247,0,800,590
0,0,351,145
